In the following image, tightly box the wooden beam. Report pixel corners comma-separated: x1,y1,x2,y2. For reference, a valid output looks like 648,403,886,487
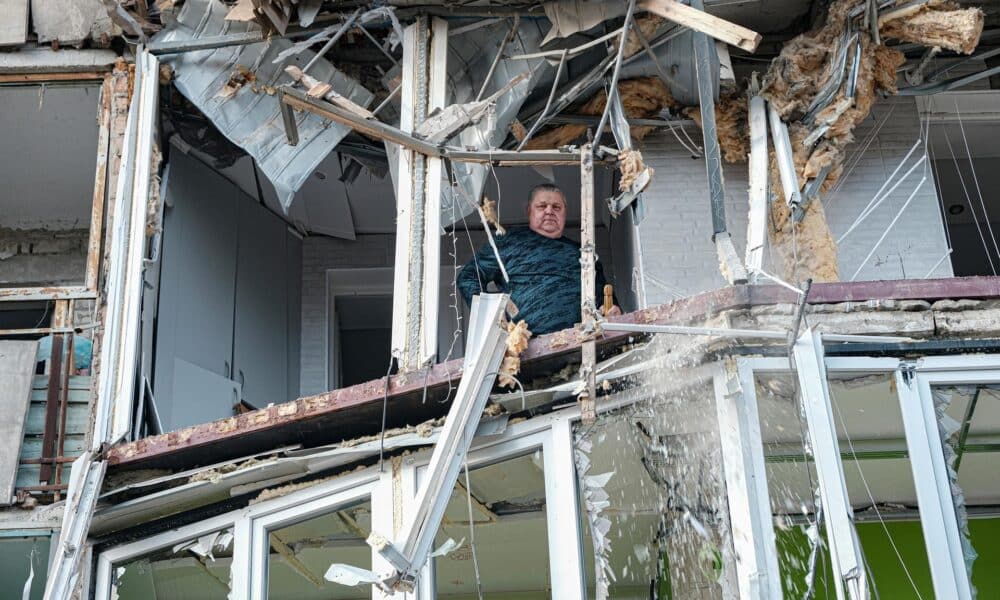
86,75,112,292
0,72,106,84
639,0,761,52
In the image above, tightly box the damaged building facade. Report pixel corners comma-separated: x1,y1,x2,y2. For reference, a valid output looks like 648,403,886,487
2,0,1000,598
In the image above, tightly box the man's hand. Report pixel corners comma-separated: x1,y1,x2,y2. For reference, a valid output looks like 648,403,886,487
601,305,622,317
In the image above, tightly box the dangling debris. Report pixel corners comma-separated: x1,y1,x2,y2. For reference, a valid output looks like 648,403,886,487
481,197,506,236
524,77,678,150
880,2,984,54
618,149,653,193
684,92,748,163
498,320,531,389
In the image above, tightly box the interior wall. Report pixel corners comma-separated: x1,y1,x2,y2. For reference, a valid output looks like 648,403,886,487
155,149,302,431
637,97,953,302
0,83,101,288
933,156,1000,277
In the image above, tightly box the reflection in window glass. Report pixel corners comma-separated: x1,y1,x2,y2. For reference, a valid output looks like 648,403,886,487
266,499,372,600
114,529,233,599
576,382,728,598
430,452,551,598
757,373,934,597
933,384,1000,592
0,535,50,600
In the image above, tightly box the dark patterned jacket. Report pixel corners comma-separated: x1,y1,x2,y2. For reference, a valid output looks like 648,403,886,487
456,227,611,335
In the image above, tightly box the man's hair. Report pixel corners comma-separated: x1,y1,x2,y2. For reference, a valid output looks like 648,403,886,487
528,183,565,204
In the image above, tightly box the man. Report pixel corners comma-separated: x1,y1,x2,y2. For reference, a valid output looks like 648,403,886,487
457,183,619,335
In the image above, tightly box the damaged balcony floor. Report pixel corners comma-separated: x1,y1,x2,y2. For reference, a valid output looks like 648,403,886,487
103,275,1000,473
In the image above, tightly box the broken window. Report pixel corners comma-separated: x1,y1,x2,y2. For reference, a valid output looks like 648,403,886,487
0,81,105,291
423,451,550,597
0,533,51,600
574,379,730,597
756,370,974,597
112,528,235,599
264,498,372,599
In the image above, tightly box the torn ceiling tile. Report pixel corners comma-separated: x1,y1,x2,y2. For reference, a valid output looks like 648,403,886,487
153,0,374,211
31,0,119,46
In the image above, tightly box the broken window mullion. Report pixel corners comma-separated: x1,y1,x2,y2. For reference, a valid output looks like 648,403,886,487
791,328,869,600
713,359,782,600
542,418,587,598
896,368,975,599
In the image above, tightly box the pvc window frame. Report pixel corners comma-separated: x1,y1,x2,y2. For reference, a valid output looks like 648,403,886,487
737,353,997,600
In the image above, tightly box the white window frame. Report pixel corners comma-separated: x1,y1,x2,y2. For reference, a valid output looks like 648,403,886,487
93,352,994,600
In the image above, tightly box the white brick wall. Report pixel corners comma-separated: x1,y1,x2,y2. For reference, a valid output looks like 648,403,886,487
637,96,953,303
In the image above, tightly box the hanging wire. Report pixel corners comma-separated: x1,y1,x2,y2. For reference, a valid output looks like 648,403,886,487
829,385,924,599
378,355,395,472
954,97,1000,262
463,462,485,600
923,96,955,277
942,128,997,274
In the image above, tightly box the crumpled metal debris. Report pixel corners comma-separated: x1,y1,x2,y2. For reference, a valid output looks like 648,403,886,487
152,0,373,210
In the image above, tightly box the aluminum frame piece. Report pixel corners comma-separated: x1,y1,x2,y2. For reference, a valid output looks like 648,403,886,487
42,452,107,600
745,93,768,277
713,359,782,599
896,366,976,599
370,293,510,591
93,50,160,449
152,0,373,210
792,328,869,600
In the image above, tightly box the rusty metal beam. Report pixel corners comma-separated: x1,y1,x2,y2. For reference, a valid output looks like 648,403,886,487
86,75,112,291
40,332,64,484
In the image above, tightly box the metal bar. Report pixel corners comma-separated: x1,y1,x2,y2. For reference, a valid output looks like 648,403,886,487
579,144,598,424
899,369,974,599
277,88,299,145
39,333,64,484
369,294,511,591
792,328,868,600
690,0,727,236
303,9,362,74
899,64,1000,96
146,21,341,55
0,72,106,83
357,24,399,66
713,360,782,599
603,321,788,339
953,388,980,471
767,102,802,208
281,86,442,157
516,50,568,151
372,84,401,116
476,17,516,102
443,148,604,165
55,332,74,493
593,0,636,154
746,93,768,275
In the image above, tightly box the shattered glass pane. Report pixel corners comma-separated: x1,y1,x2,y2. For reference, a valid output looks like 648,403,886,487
425,451,550,597
575,378,729,599
113,527,234,599
266,499,372,599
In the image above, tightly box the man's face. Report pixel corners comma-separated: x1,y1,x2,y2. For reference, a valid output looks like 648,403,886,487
527,190,566,239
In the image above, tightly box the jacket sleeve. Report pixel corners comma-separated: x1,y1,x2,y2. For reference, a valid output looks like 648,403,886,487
457,240,503,307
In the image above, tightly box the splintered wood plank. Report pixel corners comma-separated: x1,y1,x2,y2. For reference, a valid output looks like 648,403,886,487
639,0,761,52
0,341,39,504
0,0,29,46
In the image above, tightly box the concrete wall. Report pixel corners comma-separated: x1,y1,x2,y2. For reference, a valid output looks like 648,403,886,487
637,97,953,303
0,228,88,287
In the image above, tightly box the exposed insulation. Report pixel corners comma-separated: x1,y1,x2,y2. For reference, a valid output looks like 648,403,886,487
482,197,506,235
499,320,532,389
624,14,666,58
880,3,984,55
618,149,652,192
684,92,749,163
524,77,677,150
756,0,953,283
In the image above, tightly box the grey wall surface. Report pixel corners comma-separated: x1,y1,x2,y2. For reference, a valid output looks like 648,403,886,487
0,84,100,230
637,96,953,302
0,228,88,287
